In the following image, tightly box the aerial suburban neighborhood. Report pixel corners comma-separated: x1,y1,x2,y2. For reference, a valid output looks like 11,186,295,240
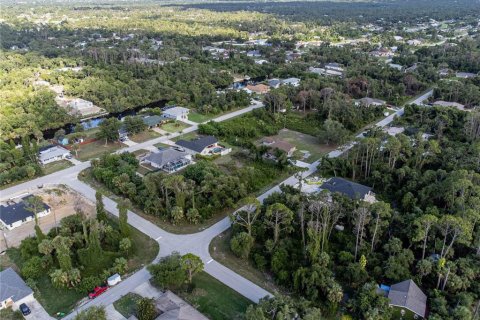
0,0,479,320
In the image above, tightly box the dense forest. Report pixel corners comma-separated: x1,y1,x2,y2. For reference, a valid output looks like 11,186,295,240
227,106,480,319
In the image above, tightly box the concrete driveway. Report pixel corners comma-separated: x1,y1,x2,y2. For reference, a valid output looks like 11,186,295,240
23,296,53,320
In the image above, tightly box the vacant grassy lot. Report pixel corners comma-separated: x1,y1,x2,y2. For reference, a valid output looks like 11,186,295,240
76,140,125,161
171,131,199,142
188,111,215,123
263,129,337,163
180,272,252,320
113,292,143,318
43,160,73,175
161,121,190,133
129,130,161,143
209,229,281,294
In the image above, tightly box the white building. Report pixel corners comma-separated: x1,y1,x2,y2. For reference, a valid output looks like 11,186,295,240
281,78,301,87
162,107,190,121
38,146,71,165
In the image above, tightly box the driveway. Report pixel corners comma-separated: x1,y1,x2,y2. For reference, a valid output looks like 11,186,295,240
23,296,53,320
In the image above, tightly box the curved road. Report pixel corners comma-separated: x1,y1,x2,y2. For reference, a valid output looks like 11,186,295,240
1,91,432,318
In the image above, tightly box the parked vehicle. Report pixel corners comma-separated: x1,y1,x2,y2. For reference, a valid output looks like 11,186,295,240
19,303,31,316
107,273,122,286
88,285,108,299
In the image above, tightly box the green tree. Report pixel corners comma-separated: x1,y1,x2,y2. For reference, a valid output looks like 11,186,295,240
230,197,261,236
230,232,254,259
265,203,294,244
136,298,156,320
318,119,350,145
117,200,131,238
74,306,107,320
119,237,132,256
148,252,186,290
181,253,204,283
24,195,46,241
95,191,108,222
97,118,121,146
124,116,147,135
170,206,184,225
21,256,43,279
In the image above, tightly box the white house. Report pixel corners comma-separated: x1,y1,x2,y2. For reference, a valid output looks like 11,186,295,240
38,146,71,165
281,78,301,87
162,107,190,121
0,195,51,230
355,97,386,107
0,268,34,311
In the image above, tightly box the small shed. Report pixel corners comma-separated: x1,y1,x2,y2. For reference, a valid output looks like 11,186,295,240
107,273,122,286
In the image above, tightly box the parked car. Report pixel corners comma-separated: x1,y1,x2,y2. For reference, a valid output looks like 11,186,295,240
88,285,108,299
19,303,31,316
66,154,72,159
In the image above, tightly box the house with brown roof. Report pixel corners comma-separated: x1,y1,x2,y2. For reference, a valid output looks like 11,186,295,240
262,137,296,157
244,84,270,94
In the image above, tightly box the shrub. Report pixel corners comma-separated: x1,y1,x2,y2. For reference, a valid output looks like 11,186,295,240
254,253,267,271
21,256,43,279
136,298,156,320
230,232,254,259
77,276,102,294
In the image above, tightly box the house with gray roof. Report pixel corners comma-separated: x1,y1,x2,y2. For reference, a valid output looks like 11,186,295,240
0,195,51,230
176,136,231,156
38,145,71,165
0,268,34,310
387,279,427,318
320,177,376,203
141,148,192,173
142,115,165,128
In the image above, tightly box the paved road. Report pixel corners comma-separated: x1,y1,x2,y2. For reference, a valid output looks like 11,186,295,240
2,92,429,318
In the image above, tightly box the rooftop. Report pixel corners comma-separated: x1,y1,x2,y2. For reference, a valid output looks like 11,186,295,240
144,148,189,167
0,268,33,303
388,279,427,318
321,177,372,200
163,107,190,117
0,195,50,226
176,136,218,153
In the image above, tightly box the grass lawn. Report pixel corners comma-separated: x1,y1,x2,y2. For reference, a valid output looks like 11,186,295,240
179,271,253,320
76,140,125,161
43,160,73,175
275,128,337,163
129,130,161,143
188,112,215,123
210,229,281,294
154,142,172,149
113,292,142,318
161,121,190,133
171,131,199,142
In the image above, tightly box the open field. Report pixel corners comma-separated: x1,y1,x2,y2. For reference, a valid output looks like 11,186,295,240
161,121,191,133
75,140,125,161
129,130,161,143
274,128,337,163
179,271,252,320
43,160,74,175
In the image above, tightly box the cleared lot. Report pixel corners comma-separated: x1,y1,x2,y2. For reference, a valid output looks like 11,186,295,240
0,186,95,250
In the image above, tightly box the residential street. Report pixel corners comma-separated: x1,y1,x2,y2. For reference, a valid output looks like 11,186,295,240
1,94,427,319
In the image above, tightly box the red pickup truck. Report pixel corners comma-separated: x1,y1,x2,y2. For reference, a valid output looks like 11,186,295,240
88,285,108,299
